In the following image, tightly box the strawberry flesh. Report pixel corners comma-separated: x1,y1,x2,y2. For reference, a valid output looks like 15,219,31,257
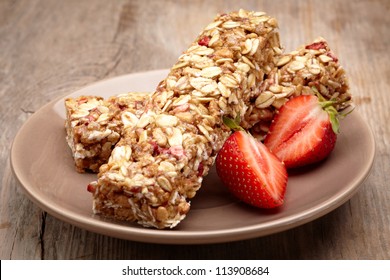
216,131,287,208
264,95,337,169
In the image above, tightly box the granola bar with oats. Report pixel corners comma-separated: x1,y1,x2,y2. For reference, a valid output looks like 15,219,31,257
65,92,151,172
88,9,282,228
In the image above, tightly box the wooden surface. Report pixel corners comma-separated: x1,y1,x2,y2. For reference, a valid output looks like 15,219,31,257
1,0,389,260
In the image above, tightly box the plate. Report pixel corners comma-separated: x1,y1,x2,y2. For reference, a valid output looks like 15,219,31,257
11,69,375,244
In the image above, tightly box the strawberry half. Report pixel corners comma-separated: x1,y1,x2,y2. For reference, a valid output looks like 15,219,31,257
216,129,288,208
264,93,341,169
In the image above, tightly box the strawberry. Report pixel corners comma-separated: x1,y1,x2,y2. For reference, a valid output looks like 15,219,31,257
264,92,343,169
215,122,288,209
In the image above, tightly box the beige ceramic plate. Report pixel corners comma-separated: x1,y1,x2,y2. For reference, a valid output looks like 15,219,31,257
11,69,375,244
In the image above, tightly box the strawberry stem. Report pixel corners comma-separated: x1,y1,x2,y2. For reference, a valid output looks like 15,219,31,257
320,100,338,109
222,115,244,131
311,87,343,134
326,106,340,134
311,87,354,134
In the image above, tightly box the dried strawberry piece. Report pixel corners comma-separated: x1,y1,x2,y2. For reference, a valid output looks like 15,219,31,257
118,104,128,111
77,97,89,105
150,141,163,156
168,146,185,159
87,183,96,193
305,41,326,50
327,51,339,63
197,162,204,176
87,114,95,123
171,103,189,114
198,36,210,46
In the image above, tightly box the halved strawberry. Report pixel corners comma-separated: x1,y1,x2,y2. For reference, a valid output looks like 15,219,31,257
264,93,341,169
216,129,288,208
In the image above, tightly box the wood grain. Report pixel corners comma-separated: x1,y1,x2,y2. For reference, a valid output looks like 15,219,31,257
1,0,389,259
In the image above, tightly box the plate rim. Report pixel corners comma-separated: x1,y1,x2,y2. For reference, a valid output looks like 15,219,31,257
10,70,376,244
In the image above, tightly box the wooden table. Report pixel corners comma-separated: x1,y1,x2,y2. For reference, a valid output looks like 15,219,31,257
1,0,389,260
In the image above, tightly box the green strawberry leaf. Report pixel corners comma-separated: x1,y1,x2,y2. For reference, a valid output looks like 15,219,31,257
222,115,244,131
311,86,353,134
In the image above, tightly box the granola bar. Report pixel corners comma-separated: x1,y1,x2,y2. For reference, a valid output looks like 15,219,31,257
89,9,282,228
65,92,151,172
